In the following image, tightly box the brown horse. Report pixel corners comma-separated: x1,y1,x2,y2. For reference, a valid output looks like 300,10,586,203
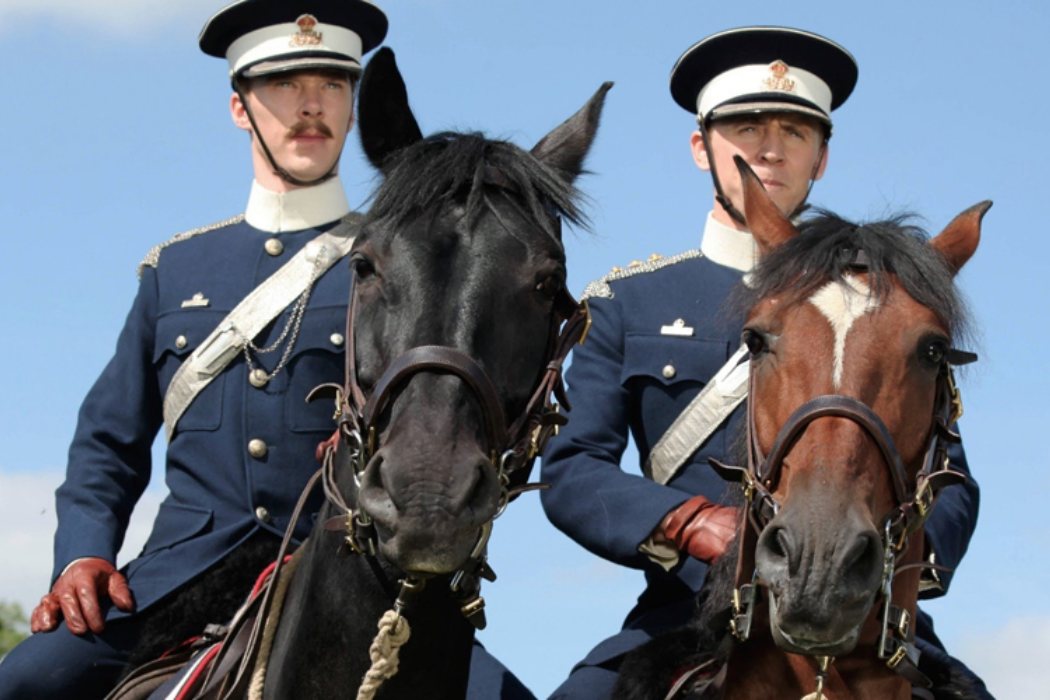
615,157,990,700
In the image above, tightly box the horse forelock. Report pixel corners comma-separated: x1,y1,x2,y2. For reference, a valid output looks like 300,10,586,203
365,131,587,243
356,131,576,405
735,210,972,344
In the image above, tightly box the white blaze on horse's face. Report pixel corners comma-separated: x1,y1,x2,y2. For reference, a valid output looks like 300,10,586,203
808,275,881,389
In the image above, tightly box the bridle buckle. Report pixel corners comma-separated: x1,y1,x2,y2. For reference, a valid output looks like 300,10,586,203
730,578,756,642
885,643,907,670
914,478,934,519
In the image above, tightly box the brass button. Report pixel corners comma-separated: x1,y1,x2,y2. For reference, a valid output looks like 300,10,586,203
248,368,270,388
255,506,272,523
330,333,345,347
662,364,677,379
265,238,284,256
248,438,268,459
175,335,188,350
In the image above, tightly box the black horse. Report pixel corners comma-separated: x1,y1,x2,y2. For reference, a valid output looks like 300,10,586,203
211,50,608,699
109,47,607,700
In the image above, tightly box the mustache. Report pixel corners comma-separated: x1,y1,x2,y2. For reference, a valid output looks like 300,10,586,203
288,121,334,138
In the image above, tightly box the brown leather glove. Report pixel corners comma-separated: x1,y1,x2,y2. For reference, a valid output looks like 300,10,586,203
31,557,135,635
658,495,738,563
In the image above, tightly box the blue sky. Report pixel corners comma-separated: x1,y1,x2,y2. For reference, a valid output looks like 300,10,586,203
1,0,1047,696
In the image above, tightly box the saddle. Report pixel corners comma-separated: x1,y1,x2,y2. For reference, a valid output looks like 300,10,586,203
106,554,299,700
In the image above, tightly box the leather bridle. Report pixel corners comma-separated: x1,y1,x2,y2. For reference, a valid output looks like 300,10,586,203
315,201,591,627
190,180,591,700
189,272,590,697
710,346,976,689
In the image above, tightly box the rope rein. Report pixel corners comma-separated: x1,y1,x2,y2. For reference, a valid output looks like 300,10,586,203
247,555,300,700
356,609,412,700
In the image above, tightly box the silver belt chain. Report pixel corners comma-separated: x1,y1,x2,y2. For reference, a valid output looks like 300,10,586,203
236,244,328,388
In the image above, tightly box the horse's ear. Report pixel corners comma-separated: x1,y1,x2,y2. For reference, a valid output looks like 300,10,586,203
530,82,613,182
736,155,797,256
930,200,991,275
358,48,424,170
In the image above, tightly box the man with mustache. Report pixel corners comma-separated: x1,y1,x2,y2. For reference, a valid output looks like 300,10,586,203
0,1,530,698
541,26,990,698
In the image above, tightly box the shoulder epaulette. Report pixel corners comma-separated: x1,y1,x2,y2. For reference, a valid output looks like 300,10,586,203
137,215,245,278
582,249,703,300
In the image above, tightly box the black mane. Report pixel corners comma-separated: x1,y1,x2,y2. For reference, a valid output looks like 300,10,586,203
737,210,971,341
366,131,586,239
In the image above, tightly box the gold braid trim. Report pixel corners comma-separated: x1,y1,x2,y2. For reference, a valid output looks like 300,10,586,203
136,214,245,278
581,249,702,301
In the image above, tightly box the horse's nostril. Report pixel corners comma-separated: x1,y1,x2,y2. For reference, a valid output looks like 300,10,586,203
842,530,882,589
774,529,790,559
462,459,498,515
756,524,797,585
763,526,791,560
371,453,386,488
360,452,395,506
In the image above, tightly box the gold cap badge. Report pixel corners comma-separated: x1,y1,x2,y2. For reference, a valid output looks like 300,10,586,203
291,14,323,47
763,60,796,93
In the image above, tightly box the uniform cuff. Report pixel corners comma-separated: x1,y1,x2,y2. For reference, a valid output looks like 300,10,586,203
639,536,680,571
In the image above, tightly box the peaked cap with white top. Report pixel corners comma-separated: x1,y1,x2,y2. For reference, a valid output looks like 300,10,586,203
670,26,857,127
199,0,387,79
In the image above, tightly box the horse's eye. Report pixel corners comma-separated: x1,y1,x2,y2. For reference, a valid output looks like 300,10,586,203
350,254,376,280
742,328,767,356
535,274,563,298
921,338,948,367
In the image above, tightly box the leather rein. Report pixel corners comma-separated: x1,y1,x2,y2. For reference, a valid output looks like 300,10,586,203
709,348,977,692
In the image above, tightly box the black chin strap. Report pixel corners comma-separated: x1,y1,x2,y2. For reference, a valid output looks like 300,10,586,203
792,141,825,219
699,117,826,226
235,84,340,188
699,119,747,226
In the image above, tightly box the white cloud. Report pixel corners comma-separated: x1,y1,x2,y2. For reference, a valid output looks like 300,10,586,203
0,0,217,35
957,616,1050,697
0,470,162,621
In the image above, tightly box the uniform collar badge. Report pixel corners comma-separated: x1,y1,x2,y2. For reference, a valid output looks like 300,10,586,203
764,60,796,93
660,318,695,337
181,292,211,309
291,14,324,47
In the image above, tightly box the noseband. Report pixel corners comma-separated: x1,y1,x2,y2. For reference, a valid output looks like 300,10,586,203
315,209,591,627
710,348,976,690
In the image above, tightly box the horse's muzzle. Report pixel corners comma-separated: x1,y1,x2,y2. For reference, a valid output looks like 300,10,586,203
357,444,501,575
756,506,884,655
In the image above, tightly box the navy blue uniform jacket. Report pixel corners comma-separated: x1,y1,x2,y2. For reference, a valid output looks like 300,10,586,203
52,216,352,618
540,249,979,667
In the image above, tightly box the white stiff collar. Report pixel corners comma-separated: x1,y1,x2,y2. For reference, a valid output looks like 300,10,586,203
700,212,756,272
245,178,351,233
